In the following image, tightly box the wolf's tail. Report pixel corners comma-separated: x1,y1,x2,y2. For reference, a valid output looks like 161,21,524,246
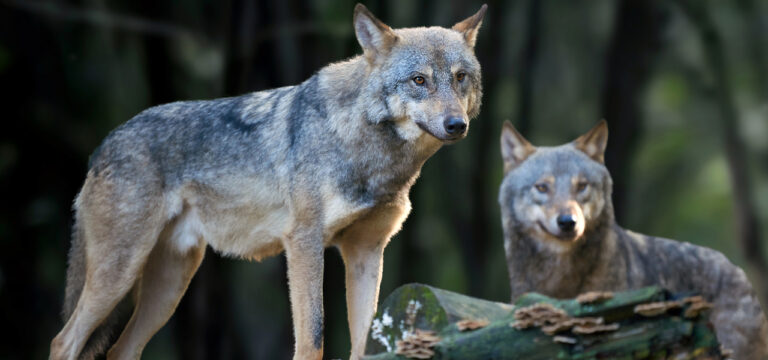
61,215,125,359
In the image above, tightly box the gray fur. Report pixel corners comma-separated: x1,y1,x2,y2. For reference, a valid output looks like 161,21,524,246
53,4,486,360
88,26,483,207
500,124,768,359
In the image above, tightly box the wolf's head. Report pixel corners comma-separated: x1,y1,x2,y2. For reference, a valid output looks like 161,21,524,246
498,121,614,252
352,4,486,143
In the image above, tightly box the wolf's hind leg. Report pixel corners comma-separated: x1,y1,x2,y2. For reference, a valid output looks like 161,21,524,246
50,187,165,360
107,231,205,360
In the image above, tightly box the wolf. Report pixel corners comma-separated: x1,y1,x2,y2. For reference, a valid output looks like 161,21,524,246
499,120,768,359
49,4,486,360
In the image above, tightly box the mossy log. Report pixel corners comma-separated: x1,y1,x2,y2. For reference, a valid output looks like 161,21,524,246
363,284,723,360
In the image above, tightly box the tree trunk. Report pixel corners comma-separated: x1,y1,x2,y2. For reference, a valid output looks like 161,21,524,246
678,0,768,309
514,0,542,136
600,0,667,222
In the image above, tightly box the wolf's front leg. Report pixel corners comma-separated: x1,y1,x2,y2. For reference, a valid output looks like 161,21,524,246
339,241,385,360
338,202,410,360
284,227,325,360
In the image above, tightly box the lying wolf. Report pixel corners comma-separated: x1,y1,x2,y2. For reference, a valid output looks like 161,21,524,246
50,4,487,359
499,120,768,359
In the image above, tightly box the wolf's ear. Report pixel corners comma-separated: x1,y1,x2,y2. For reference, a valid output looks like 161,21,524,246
501,121,535,173
573,120,609,163
452,4,488,47
354,4,398,61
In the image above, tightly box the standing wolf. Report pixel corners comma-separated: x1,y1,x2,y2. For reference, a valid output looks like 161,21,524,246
49,4,486,359
499,121,768,359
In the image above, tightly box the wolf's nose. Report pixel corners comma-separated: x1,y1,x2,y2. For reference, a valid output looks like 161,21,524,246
444,117,467,135
557,214,577,232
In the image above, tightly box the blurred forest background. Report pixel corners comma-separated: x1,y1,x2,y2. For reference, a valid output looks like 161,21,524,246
1,0,767,358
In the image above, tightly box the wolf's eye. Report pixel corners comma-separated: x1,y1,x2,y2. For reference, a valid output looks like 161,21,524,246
413,76,425,85
456,72,466,82
576,182,589,193
534,183,549,193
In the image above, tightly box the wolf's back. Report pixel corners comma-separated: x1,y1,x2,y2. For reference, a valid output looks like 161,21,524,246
87,89,296,188
620,229,768,359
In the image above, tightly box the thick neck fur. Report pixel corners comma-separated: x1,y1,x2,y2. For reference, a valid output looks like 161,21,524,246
506,201,617,299
311,55,442,203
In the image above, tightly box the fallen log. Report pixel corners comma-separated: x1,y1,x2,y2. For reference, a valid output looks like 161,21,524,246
363,284,723,359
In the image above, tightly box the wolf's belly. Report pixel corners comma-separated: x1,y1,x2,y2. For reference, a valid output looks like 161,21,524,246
165,198,290,260
204,203,290,259
162,177,388,260
164,178,292,260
